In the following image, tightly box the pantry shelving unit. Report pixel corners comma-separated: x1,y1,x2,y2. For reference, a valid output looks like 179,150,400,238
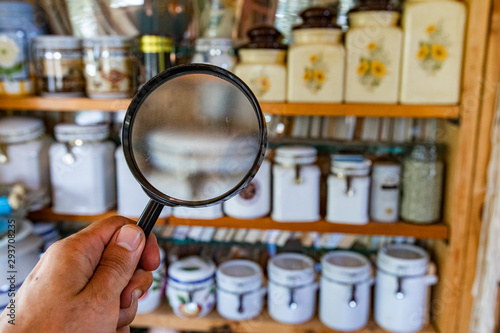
0,0,494,330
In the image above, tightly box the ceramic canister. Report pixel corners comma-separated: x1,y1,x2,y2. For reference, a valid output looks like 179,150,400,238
268,253,318,324
138,248,166,313
320,251,373,331
216,260,266,320
167,256,216,318
374,244,438,333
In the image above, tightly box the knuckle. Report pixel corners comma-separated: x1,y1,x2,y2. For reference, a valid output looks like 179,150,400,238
99,250,132,280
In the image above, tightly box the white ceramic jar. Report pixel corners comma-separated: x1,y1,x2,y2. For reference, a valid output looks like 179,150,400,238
370,160,401,222
0,117,51,211
224,159,271,219
399,0,466,104
191,38,236,71
272,146,320,222
268,253,318,324
115,146,171,218
234,27,287,102
0,219,42,309
50,124,116,215
345,9,403,103
166,256,216,318
375,244,438,333
138,248,166,314
287,8,345,103
320,251,373,331
326,155,371,224
216,260,266,320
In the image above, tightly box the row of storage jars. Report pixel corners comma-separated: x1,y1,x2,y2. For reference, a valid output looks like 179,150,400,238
229,1,465,105
156,244,437,333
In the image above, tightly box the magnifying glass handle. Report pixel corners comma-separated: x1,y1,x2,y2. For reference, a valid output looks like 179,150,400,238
137,199,164,238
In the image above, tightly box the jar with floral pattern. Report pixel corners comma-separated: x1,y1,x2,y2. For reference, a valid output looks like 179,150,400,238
234,26,287,102
287,7,345,103
83,36,137,99
344,0,402,103
399,0,466,104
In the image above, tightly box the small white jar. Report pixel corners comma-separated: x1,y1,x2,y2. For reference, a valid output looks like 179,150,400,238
216,260,266,320
375,244,438,333
272,146,320,222
326,155,371,224
224,159,271,219
166,256,216,318
0,117,51,211
320,251,373,331
370,161,401,223
49,124,116,215
138,248,166,314
267,253,318,324
115,146,171,218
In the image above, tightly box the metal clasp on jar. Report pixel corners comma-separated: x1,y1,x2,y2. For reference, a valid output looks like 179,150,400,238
0,144,9,164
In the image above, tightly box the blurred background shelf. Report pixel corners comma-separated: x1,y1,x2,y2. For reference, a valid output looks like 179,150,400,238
27,208,448,239
0,97,459,118
131,302,436,333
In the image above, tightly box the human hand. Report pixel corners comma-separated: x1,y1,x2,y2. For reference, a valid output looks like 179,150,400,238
0,216,160,333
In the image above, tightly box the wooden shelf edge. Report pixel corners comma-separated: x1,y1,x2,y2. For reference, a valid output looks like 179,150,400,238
28,208,448,239
0,97,459,118
132,302,436,333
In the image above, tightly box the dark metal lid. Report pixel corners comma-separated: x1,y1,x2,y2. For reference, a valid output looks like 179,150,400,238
293,7,340,30
348,0,400,14
242,26,286,49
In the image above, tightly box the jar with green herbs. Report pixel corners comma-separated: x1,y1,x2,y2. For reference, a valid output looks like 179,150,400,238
400,143,444,223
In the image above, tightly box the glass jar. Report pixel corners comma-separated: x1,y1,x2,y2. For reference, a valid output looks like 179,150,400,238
272,146,321,222
198,0,243,38
400,143,444,223
345,1,402,103
0,2,40,96
166,256,216,318
370,158,401,223
287,7,345,103
267,253,318,324
191,38,236,71
138,248,166,314
34,35,85,97
400,0,466,104
234,26,287,102
374,244,437,332
216,260,266,320
49,124,116,215
326,155,371,224
83,36,137,99
320,251,373,331
0,117,51,211
140,35,174,83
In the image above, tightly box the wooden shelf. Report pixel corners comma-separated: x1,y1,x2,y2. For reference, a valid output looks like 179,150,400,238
132,302,436,333
28,208,448,239
0,97,459,118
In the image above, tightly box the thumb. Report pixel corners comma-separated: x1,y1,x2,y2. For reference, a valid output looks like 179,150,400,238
85,224,146,302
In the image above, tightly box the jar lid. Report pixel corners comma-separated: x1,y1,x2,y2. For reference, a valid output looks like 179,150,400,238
35,35,81,49
216,260,263,293
83,36,134,48
377,244,429,276
0,117,45,143
243,26,286,50
268,253,316,287
331,155,371,175
293,7,340,30
195,38,233,51
54,123,110,142
168,256,216,283
140,35,174,53
0,2,34,17
348,0,400,13
321,251,371,283
275,146,317,165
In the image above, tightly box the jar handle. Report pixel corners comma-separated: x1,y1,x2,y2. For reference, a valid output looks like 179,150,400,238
288,288,298,310
237,294,244,313
294,165,302,184
0,144,9,164
345,175,354,196
348,283,357,308
395,276,405,300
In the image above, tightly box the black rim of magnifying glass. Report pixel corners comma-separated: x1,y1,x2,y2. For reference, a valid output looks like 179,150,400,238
122,63,267,208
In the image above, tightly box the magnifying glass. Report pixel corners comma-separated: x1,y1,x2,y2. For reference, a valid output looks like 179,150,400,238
123,64,267,237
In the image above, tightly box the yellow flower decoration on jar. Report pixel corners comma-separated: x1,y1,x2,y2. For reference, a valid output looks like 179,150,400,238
256,76,270,92
309,55,318,62
303,68,313,82
426,25,436,34
357,60,369,75
314,70,326,83
367,42,377,51
371,60,387,78
417,45,429,60
431,44,447,61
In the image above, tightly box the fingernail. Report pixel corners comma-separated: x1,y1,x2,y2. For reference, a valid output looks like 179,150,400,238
116,225,142,251
131,289,143,307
